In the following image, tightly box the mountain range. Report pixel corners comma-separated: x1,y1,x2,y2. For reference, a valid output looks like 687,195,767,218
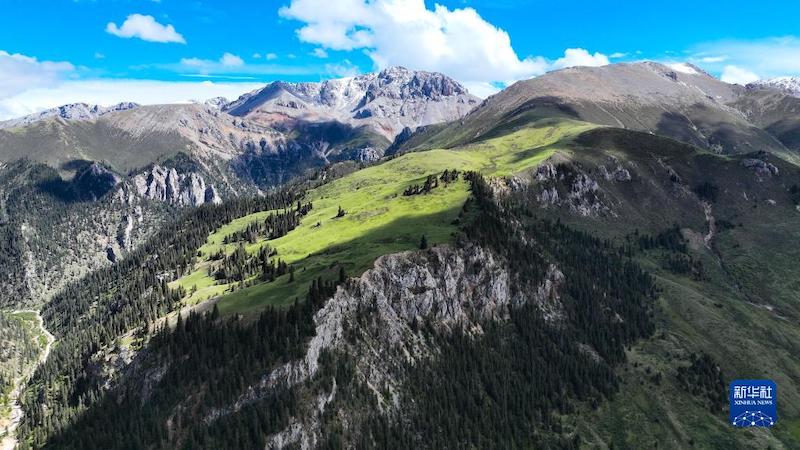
1,61,799,450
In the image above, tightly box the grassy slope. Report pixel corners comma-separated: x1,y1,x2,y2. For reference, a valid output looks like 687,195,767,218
526,129,800,448
172,119,594,315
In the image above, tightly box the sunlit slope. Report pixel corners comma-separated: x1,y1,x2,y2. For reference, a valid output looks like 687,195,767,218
172,119,595,315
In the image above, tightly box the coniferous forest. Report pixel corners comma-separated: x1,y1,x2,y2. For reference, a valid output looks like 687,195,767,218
12,171,663,449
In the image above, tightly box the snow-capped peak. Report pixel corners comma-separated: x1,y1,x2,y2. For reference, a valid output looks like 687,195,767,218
749,77,800,97
668,62,701,75
0,102,139,129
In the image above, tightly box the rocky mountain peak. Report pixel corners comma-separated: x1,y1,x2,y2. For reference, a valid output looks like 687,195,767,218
0,102,139,129
224,67,479,138
749,77,800,97
202,97,230,109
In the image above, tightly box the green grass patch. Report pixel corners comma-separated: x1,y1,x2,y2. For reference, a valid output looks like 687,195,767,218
172,119,594,315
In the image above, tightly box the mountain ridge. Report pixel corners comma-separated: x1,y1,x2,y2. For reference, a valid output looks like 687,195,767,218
224,66,479,139
0,102,139,130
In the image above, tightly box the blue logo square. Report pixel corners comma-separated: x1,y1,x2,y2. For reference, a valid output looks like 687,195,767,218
729,379,777,427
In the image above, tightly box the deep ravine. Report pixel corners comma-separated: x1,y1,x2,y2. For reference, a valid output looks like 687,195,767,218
1,310,54,450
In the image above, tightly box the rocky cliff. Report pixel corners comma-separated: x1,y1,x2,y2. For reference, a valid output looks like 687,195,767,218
201,244,563,449
132,165,221,207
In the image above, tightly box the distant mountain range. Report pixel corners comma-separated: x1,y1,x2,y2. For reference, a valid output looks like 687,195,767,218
396,62,800,162
0,102,139,129
0,67,478,205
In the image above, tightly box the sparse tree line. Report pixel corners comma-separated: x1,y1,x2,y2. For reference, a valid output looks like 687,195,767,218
403,169,461,196
223,201,313,245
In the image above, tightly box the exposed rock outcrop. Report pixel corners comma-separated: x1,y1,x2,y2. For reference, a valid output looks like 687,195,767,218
132,166,222,206
530,162,612,217
205,245,564,449
741,158,779,177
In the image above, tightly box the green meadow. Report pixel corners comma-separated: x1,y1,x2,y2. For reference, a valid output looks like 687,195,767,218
171,119,595,315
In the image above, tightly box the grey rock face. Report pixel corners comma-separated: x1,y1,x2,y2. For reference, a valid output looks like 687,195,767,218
741,158,779,176
224,66,479,139
599,161,632,182
205,245,564,449
203,97,229,109
749,77,800,97
529,162,611,217
132,165,222,206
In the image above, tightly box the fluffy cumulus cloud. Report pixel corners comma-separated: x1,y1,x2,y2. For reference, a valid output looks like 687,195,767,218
689,36,800,82
106,14,186,43
720,65,760,85
279,0,609,96
551,48,609,70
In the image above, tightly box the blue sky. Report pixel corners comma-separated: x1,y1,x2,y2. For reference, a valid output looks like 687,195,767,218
2,0,800,118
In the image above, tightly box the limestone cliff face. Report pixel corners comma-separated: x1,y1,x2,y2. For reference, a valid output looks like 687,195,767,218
203,244,564,449
132,165,221,207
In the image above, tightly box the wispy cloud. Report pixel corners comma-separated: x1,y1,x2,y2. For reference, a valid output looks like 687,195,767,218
0,50,74,102
180,53,245,72
687,36,800,81
106,14,186,43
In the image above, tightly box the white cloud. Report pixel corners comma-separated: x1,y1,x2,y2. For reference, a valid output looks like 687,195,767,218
720,65,760,85
690,36,800,80
106,14,186,43
312,48,329,58
609,52,627,59
279,0,608,95
180,53,245,72
220,52,244,67
266,53,278,60
551,48,610,70
252,53,262,59
461,81,503,99
0,50,75,100
698,55,727,63
0,79,262,120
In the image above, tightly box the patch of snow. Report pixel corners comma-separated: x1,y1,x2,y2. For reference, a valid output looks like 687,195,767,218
668,63,700,75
